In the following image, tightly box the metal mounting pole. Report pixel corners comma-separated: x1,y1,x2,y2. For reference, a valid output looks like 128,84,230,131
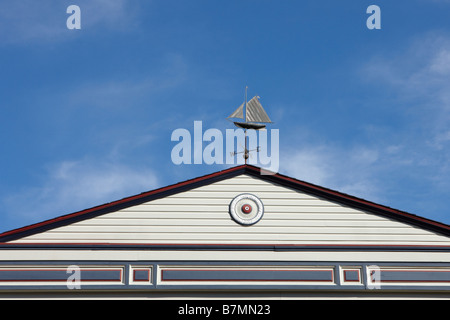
244,86,248,164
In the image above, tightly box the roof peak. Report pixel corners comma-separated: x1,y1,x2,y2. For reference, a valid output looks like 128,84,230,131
0,164,448,242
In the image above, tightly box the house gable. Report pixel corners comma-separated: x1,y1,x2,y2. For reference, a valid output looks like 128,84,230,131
1,165,449,247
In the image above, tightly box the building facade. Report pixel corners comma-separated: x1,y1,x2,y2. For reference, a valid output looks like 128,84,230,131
0,165,449,299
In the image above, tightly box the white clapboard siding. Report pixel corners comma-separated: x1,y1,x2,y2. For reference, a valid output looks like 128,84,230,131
11,174,450,245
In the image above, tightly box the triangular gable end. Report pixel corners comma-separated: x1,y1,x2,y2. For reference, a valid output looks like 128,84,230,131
0,165,449,246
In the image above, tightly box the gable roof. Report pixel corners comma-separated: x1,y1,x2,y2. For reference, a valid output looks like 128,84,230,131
0,164,449,243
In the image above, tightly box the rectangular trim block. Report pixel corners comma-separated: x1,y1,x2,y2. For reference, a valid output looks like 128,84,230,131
129,266,152,285
158,266,335,285
367,266,450,287
0,266,123,286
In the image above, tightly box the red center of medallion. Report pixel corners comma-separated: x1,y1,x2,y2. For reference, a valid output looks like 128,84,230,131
241,204,252,214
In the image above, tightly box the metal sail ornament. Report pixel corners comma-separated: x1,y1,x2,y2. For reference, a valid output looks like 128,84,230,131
228,102,244,120
227,96,272,130
227,88,273,163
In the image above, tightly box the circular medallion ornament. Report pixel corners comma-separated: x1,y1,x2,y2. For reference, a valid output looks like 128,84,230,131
229,193,264,225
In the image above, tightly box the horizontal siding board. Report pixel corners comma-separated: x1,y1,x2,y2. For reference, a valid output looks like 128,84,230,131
20,232,449,242
118,206,368,214
99,212,392,220
204,176,268,184
76,218,412,227
12,239,450,246
45,225,431,235
152,198,346,207
180,191,318,199
11,174,450,245
190,184,307,192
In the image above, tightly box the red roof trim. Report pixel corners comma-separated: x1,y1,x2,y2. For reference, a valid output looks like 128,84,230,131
1,242,450,248
0,164,448,242
255,167,450,231
0,165,246,241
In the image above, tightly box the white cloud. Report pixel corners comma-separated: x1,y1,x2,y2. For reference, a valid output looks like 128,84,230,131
362,33,450,170
292,32,450,219
0,0,139,44
363,34,450,107
281,144,386,203
63,53,188,110
279,108,445,207
429,49,450,75
282,147,332,186
1,158,159,226
80,0,137,30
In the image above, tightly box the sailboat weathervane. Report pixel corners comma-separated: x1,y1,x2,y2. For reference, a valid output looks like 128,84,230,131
227,87,273,163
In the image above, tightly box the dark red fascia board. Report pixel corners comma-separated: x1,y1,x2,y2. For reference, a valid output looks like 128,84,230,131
0,165,248,242
0,164,448,243
256,167,450,236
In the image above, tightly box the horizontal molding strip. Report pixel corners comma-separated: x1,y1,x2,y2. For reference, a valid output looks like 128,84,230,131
0,262,449,291
1,243,450,252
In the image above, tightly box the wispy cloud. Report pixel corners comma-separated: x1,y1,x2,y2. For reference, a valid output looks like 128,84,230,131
281,144,388,204
361,32,450,180
0,50,194,232
63,53,189,110
0,0,140,44
282,32,450,221
363,33,450,110
1,157,159,230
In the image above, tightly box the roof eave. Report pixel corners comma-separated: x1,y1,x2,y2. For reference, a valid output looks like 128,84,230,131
0,164,448,242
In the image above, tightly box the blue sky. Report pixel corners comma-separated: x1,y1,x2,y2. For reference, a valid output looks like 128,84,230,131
1,0,450,233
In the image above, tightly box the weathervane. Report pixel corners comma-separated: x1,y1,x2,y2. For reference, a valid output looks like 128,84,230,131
227,87,273,163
